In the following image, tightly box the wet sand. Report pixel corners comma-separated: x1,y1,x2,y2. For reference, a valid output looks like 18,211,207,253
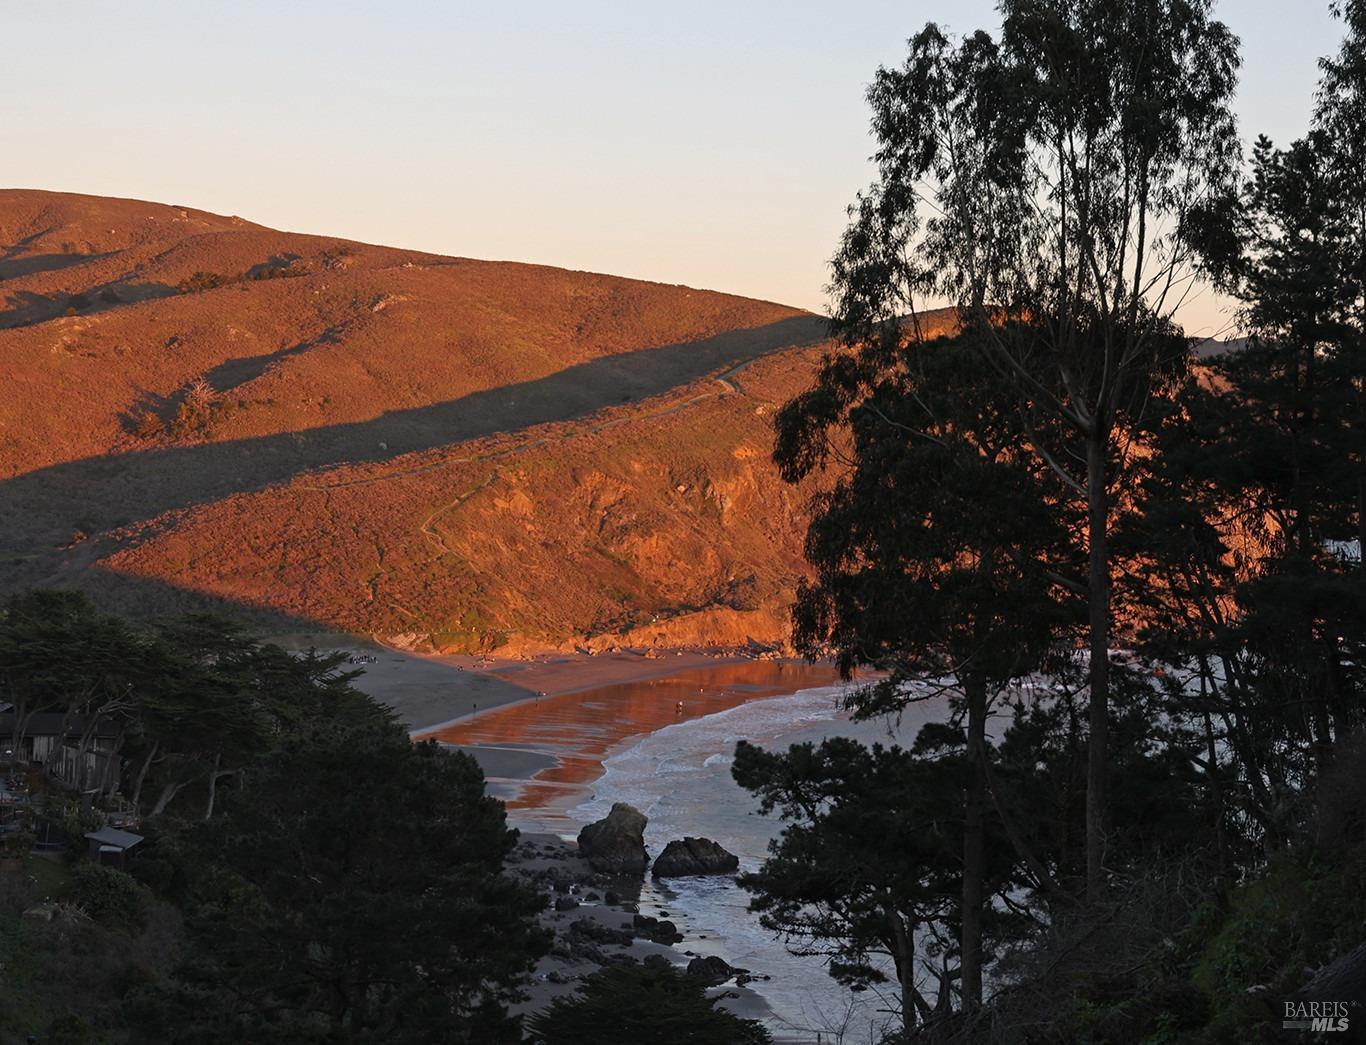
420,660,844,825
325,641,784,733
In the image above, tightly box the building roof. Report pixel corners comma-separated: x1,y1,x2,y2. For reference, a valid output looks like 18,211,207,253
85,827,144,850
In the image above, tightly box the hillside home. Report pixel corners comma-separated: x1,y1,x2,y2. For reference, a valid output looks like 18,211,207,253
0,712,121,793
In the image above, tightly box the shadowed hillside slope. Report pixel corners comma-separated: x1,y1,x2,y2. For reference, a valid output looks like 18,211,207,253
0,189,961,651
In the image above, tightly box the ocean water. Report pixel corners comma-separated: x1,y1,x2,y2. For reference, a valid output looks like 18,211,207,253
559,683,953,1043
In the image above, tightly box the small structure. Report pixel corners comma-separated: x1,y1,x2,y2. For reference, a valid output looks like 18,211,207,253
85,826,143,867
0,713,121,792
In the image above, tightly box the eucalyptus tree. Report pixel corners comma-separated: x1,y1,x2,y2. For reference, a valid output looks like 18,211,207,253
1124,2,1366,847
1314,0,1366,559
818,0,1241,896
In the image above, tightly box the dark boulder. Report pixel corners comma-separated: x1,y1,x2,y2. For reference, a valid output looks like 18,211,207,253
632,913,683,944
686,955,734,985
576,803,649,874
651,837,739,877
568,917,633,947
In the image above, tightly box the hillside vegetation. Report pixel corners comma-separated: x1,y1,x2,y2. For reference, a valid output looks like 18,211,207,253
0,191,966,651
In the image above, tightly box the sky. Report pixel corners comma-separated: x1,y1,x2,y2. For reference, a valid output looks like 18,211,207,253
5,1,1350,339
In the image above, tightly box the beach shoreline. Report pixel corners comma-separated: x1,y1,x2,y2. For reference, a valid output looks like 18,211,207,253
307,636,781,734
331,642,851,1029
506,830,776,1024
418,659,846,828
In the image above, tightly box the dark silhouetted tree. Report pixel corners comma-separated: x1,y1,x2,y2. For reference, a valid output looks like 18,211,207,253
821,0,1241,897
134,721,547,1043
525,964,771,1045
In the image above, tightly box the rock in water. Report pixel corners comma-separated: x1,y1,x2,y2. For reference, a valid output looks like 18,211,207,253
651,837,740,877
576,802,649,874
686,955,734,985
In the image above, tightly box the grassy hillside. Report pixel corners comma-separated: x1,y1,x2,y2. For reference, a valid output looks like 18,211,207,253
0,189,959,651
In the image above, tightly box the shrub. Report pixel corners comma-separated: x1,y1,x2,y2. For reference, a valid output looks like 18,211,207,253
1,831,35,860
525,963,771,1044
70,863,147,931
133,411,165,440
177,271,225,294
170,378,217,437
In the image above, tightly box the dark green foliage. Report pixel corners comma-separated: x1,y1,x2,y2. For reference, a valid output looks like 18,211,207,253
70,864,148,931
825,0,1242,909
732,736,1012,1019
757,3,1366,1039
776,327,1076,701
131,722,547,1043
524,963,771,1045
0,589,382,821
0,594,545,1041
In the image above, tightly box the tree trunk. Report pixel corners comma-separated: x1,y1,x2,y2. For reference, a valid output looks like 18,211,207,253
12,702,34,769
1085,432,1111,899
203,756,237,821
130,740,159,813
961,674,988,1011
888,908,920,1033
204,753,221,821
148,778,186,819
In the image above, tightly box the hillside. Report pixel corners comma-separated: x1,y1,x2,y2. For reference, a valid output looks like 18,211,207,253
0,190,962,652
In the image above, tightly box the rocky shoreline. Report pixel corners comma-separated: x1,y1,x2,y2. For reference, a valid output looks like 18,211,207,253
506,820,771,1023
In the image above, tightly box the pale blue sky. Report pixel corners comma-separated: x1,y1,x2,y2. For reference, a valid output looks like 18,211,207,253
6,2,1346,336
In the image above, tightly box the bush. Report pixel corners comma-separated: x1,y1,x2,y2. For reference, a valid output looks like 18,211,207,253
177,271,225,294
525,963,771,1044
133,411,165,440
58,802,104,845
1,831,35,860
70,864,147,930
170,378,217,437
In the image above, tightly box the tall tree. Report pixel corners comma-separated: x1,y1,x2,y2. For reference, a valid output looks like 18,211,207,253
775,326,1076,1010
1316,0,1366,559
1137,4,1366,847
823,0,1240,896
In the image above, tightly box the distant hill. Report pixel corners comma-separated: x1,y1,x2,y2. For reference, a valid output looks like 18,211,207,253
3,190,953,652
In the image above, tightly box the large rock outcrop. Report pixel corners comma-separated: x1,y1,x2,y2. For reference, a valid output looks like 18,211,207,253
650,836,739,877
576,803,649,874
686,955,736,985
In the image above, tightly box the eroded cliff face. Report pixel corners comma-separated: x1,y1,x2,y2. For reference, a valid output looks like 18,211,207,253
101,345,829,653
2,189,876,652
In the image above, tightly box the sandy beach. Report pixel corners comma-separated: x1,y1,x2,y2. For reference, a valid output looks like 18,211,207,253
417,659,843,824
322,641,779,733
321,641,843,820
335,645,846,1027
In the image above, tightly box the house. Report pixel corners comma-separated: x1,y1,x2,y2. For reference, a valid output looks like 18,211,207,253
0,713,121,793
